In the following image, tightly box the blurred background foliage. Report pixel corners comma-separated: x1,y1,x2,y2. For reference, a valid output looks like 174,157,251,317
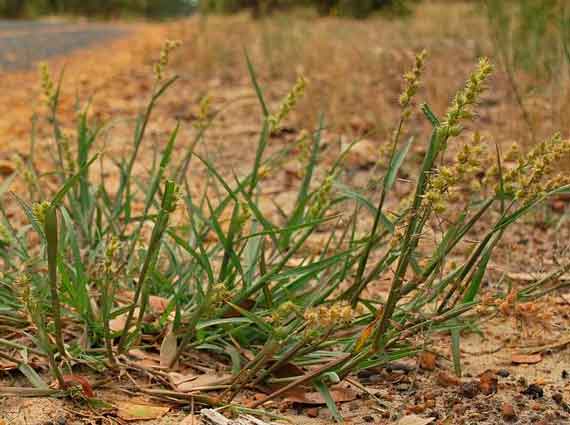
0,0,195,19
0,0,409,19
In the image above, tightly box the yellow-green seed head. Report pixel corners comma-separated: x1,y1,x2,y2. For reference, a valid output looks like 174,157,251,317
32,201,51,226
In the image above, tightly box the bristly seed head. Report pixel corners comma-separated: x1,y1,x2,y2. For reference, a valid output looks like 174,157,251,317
269,75,306,133
304,301,354,330
154,39,182,82
439,58,493,144
32,201,51,226
39,62,55,107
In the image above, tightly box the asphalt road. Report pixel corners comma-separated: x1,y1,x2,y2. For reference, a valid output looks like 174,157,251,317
0,20,126,71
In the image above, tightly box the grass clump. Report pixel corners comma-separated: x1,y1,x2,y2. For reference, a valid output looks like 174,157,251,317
0,41,569,421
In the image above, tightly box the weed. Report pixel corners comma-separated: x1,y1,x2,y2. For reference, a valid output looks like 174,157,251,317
0,41,569,422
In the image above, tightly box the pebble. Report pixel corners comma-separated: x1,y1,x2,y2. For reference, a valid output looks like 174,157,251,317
496,369,510,378
501,402,517,420
460,381,480,399
522,383,544,399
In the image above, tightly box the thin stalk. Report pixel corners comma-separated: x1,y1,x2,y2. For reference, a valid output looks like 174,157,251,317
101,274,117,367
44,206,66,358
350,116,406,306
372,126,443,351
118,180,178,353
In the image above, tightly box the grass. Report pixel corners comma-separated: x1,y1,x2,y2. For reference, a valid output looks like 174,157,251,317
1,18,570,424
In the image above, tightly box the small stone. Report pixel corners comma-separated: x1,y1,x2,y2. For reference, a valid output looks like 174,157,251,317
452,402,466,414
460,381,480,399
478,370,498,395
550,199,566,213
562,370,569,379
362,415,375,423
522,384,544,399
497,369,510,378
396,383,411,392
553,393,564,405
501,402,517,421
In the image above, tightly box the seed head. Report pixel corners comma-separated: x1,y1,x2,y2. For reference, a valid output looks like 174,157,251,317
308,171,336,218
304,301,354,330
39,62,55,107
270,301,299,324
269,75,306,133
439,58,493,143
154,39,182,82
32,201,51,226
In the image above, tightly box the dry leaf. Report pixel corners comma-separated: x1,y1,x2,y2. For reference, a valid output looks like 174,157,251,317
0,160,15,176
61,374,94,397
129,348,161,368
116,402,170,421
176,373,233,392
436,372,461,387
478,370,498,395
396,415,435,425
222,299,256,318
118,291,169,313
149,295,169,313
284,385,357,405
511,353,542,365
109,308,140,333
418,352,437,371
180,414,200,425
160,324,178,368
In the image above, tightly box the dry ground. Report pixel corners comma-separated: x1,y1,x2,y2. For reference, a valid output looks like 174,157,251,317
1,2,570,424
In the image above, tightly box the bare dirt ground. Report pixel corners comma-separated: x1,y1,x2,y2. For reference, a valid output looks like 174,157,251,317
1,3,570,424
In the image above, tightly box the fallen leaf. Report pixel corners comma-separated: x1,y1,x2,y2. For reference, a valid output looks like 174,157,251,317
160,324,178,368
511,353,542,365
109,308,140,333
61,375,94,397
396,414,435,425
222,299,256,318
118,291,169,313
0,160,15,175
478,370,498,395
436,372,461,387
116,402,170,421
176,373,233,392
268,361,305,380
284,385,357,405
149,295,169,313
418,352,437,371
129,348,161,368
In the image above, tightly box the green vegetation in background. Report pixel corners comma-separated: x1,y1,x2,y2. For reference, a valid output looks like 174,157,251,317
485,0,570,78
0,0,195,19
199,0,410,18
